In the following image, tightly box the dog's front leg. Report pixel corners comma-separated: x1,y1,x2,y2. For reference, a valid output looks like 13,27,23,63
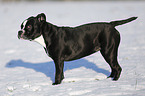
53,60,64,85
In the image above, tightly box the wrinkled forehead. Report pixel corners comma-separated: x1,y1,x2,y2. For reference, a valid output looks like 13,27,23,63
21,16,35,29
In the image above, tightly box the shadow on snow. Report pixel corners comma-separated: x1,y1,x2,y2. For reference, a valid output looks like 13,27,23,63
6,59,110,82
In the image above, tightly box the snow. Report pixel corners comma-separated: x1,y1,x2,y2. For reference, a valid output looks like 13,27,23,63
0,1,145,96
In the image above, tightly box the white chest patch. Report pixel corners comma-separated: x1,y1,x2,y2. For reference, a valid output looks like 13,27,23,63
33,35,46,48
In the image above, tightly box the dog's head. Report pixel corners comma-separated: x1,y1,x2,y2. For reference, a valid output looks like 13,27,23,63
18,13,46,41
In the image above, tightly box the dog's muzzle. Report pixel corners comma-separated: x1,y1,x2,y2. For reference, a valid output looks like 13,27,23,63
18,30,27,40
18,30,23,39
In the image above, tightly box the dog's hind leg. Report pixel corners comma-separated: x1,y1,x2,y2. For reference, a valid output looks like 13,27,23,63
100,29,122,80
100,45,122,80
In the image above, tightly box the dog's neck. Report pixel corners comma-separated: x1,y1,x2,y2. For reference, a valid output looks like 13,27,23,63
33,22,58,48
33,35,46,48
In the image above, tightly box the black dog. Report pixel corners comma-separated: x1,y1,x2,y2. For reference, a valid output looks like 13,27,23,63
18,13,137,85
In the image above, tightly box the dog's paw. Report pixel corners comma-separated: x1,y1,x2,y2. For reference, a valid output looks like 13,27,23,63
52,82,60,85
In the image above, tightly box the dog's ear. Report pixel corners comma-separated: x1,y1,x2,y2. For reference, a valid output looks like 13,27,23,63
37,13,46,22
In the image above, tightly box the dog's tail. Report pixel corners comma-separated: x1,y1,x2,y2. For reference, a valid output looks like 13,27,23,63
110,17,138,26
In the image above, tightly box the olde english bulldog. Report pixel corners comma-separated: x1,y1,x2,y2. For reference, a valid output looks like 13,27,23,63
18,13,137,85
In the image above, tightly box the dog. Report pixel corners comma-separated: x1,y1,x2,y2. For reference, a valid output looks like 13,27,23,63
18,13,137,85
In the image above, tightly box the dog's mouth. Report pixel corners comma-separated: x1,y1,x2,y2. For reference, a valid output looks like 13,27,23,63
18,35,29,40
18,30,31,41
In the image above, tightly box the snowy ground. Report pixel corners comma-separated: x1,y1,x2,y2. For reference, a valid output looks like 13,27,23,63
0,1,145,96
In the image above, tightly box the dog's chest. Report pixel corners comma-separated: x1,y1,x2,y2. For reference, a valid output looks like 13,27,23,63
33,35,50,56
33,35,46,48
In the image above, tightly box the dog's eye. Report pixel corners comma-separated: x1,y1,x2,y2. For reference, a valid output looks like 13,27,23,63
27,25,31,29
26,25,32,31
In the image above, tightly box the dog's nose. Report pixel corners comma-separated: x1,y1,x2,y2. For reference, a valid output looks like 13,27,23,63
18,31,23,39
